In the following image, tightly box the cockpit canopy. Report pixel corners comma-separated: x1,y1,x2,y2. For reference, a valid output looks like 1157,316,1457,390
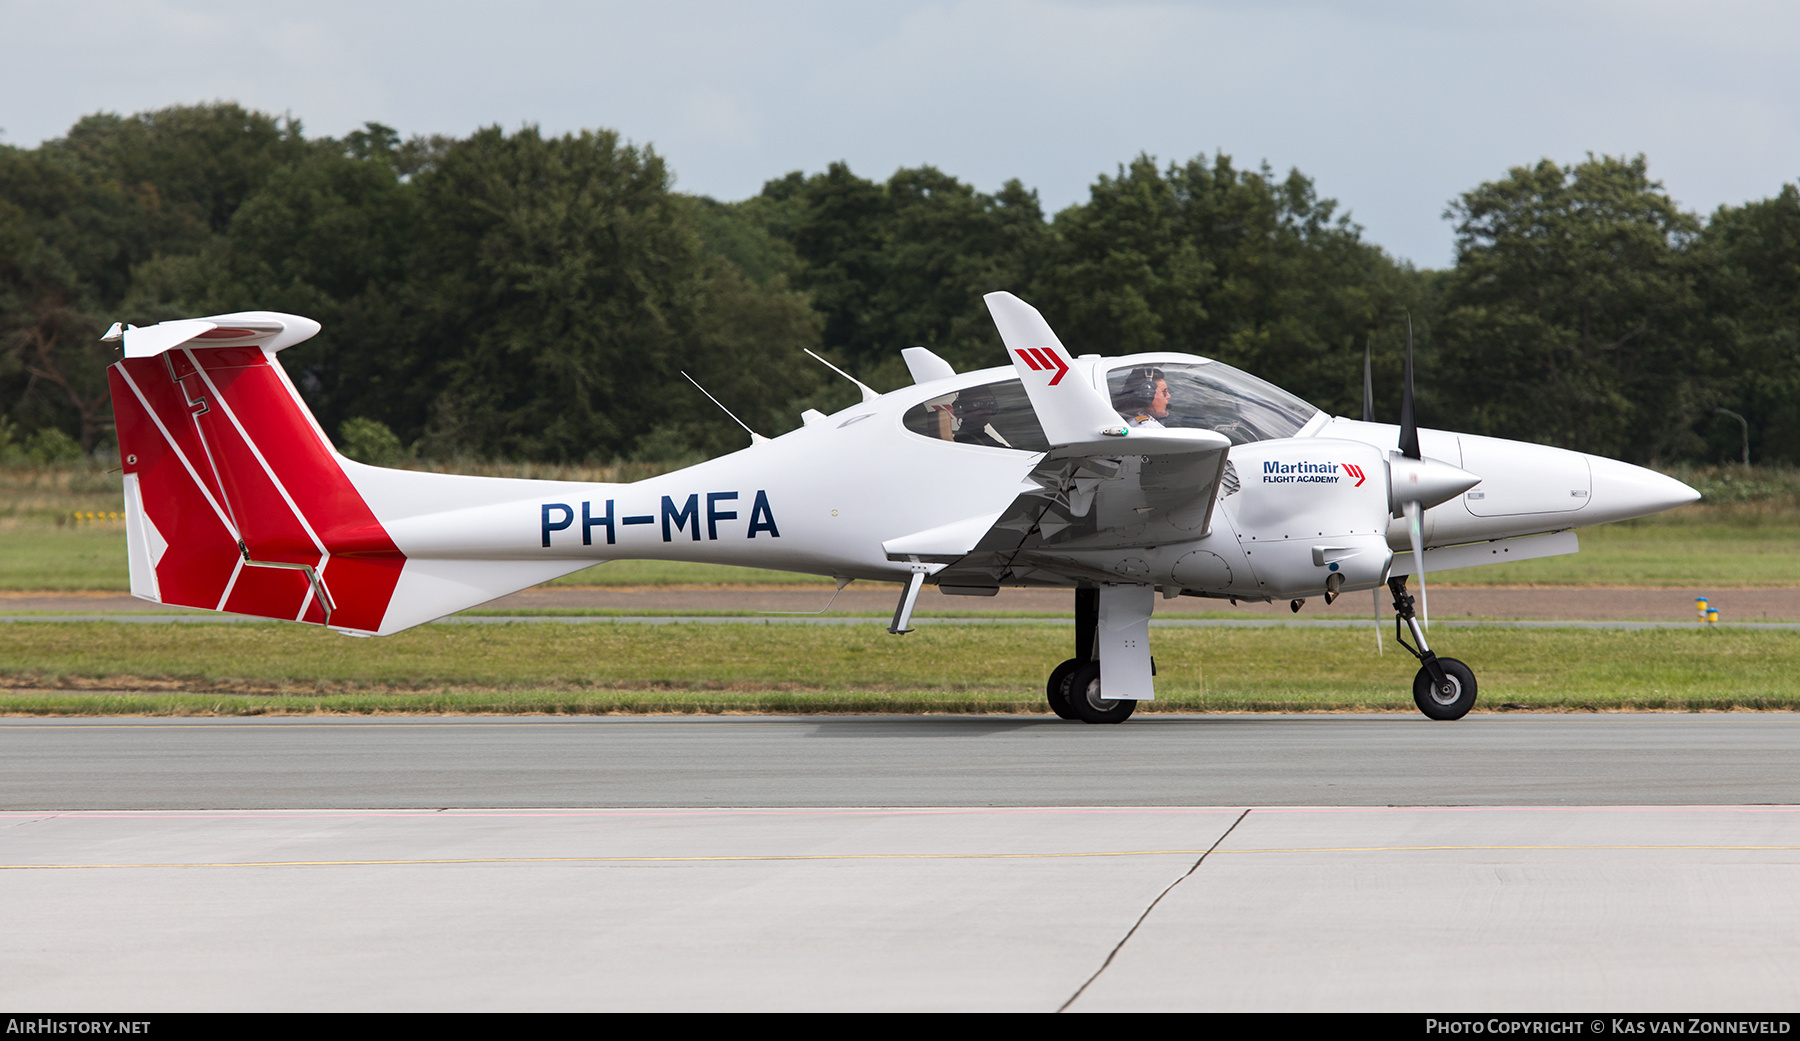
1103,361,1316,445
902,358,1317,452
903,377,1050,451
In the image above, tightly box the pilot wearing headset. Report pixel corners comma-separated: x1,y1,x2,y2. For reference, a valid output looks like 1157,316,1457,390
1112,368,1170,429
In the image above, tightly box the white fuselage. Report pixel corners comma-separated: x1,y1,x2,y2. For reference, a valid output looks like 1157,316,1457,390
344,352,1697,624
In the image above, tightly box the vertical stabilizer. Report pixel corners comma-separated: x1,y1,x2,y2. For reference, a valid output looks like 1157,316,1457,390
108,314,405,632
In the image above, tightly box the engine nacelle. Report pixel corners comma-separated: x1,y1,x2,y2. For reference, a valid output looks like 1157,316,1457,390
1221,439,1396,600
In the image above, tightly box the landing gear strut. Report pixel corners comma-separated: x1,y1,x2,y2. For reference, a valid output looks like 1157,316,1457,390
1389,576,1477,720
1046,588,1098,720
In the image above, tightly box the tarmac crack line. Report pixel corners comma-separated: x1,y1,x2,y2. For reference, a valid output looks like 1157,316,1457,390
1057,807,1251,1013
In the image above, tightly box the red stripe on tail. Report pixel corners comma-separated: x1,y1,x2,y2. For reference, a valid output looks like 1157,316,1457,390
1029,348,1070,386
111,347,405,631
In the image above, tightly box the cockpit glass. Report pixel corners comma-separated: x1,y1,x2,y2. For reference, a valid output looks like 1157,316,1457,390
902,377,1050,453
1105,361,1317,445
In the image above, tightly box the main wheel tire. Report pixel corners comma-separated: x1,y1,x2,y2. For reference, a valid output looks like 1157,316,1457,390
1413,657,1477,720
1068,661,1136,725
1046,657,1083,720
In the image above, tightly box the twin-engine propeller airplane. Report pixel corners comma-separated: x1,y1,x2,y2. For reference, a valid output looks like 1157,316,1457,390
102,292,1698,723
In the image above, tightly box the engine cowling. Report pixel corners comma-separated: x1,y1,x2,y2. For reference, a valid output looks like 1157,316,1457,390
1220,439,1397,600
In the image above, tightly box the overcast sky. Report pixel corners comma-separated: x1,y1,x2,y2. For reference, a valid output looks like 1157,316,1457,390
4,0,1796,267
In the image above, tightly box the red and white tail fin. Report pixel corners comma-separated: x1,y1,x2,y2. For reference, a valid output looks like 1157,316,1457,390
109,312,596,635
111,312,408,633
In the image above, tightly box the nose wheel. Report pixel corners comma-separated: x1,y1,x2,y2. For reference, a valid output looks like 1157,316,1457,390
1390,576,1478,720
1413,656,1477,720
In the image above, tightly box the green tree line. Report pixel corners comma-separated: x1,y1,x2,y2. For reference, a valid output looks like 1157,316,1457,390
3,103,1795,467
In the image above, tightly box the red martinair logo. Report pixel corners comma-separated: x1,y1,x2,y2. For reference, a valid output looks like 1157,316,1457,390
1343,463,1367,487
1013,347,1070,385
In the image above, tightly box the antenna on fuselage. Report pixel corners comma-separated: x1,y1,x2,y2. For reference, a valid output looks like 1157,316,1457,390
681,372,769,445
804,349,880,404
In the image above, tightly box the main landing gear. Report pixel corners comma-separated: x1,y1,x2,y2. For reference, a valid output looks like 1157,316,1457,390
1388,576,1477,720
1046,657,1083,720
1045,588,1137,724
1048,659,1135,724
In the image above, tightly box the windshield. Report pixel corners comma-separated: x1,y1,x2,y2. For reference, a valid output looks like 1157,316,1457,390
1106,361,1316,445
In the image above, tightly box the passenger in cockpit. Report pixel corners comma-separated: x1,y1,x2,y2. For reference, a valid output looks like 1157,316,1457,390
952,387,1012,448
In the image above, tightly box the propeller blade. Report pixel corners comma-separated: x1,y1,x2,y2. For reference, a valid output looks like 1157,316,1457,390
1372,585,1383,654
1398,314,1421,461
1405,499,1429,630
1363,334,1374,424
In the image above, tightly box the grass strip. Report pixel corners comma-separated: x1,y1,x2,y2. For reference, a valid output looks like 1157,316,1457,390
5,621,1800,715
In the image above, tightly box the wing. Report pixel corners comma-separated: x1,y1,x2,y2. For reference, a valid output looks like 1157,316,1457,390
881,294,1232,588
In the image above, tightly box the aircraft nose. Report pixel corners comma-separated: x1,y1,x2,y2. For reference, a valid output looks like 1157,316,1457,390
1584,455,1701,524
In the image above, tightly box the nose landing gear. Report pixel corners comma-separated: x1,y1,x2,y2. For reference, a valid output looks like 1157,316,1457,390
1389,576,1477,720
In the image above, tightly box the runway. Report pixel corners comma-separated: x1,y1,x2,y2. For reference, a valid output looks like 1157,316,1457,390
6,714,1800,808
7,715,1800,1010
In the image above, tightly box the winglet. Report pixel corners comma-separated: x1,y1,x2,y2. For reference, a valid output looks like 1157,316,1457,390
901,346,955,384
983,292,1120,445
